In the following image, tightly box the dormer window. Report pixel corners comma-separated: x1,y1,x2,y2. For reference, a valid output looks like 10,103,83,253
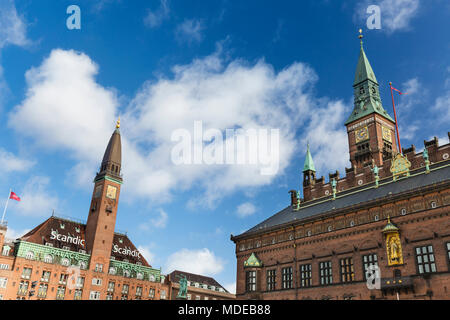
60,223,65,229
75,227,80,233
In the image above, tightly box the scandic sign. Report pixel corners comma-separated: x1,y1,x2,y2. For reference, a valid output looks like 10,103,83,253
49,231,141,258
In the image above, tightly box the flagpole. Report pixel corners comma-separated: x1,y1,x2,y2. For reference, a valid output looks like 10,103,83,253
389,82,402,154
1,189,11,225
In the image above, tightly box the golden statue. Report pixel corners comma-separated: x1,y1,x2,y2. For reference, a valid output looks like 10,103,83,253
383,217,403,266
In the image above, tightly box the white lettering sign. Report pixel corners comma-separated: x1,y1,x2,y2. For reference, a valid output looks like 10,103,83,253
112,244,141,258
50,230,85,247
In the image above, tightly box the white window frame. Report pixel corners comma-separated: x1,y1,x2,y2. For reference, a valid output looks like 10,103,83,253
89,291,100,300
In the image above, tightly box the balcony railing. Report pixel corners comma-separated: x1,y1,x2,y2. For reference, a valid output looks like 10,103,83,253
380,276,414,290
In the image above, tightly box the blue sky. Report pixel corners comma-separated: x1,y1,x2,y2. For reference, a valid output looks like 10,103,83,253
0,0,449,293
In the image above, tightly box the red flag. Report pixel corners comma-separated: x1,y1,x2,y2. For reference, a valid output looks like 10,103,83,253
10,191,21,201
391,86,407,95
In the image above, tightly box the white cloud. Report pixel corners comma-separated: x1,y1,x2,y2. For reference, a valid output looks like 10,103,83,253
0,0,30,108
236,202,256,218
144,0,170,28
140,208,168,230
8,47,352,208
224,282,236,294
355,0,420,33
11,176,59,217
137,245,156,265
301,100,350,175
0,0,30,49
165,248,225,276
5,227,30,240
0,148,34,174
175,19,204,44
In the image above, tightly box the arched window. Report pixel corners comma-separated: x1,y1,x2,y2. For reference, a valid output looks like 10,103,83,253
25,251,35,260
123,270,130,278
149,274,155,282
44,254,53,264
136,272,144,280
109,267,117,275
61,258,70,266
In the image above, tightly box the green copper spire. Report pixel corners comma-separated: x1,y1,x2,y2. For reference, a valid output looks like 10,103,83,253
303,143,316,172
345,30,394,125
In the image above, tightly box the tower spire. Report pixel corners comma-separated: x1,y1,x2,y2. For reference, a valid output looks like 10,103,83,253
303,143,316,172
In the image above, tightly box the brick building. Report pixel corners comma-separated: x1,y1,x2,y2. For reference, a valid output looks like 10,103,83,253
231,36,450,300
0,120,171,300
166,270,235,300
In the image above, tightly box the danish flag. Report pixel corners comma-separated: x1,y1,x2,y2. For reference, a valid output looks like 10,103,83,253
9,191,21,201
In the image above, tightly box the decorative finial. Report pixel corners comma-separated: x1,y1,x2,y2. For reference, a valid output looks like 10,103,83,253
116,117,120,129
358,29,363,48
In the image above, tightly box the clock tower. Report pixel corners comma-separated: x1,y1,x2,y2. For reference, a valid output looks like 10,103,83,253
345,31,398,169
85,118,123,272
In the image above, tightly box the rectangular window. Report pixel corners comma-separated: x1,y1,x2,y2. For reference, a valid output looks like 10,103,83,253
299,264,312,288
446,242,450,263
266,269,276,291
319,261,333,285
149,288,155,298
22,267,32,279
38,284,48,298
281,267,293,289
362,253,378,280
89,291,100,300
340,257,355,283
74,289,82,300
18,280,29,295
187,294,191,300
0,277,7,289
59,273,68,285
107,281,115,292
195,295,200,300
160,289,166,299
245,270,256,292
41,271,51,282
415,245,437,274
92,278,102,286
95,264,103,273
56,286,66,300
122,284,129,294
76,277,85,288
136,286,142,296
0,264,9,270
106,293,113,300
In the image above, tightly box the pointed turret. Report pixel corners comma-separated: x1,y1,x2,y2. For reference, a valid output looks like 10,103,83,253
96,118,122,182
303,143,316,187
303,143,316,172
345,30,394,125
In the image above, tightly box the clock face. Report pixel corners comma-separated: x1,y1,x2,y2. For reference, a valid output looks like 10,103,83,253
382,126,392,142
355,126,369,143
106,185,117,200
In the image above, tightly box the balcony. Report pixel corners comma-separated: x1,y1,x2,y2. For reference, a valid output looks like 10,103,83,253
380,277,414,290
